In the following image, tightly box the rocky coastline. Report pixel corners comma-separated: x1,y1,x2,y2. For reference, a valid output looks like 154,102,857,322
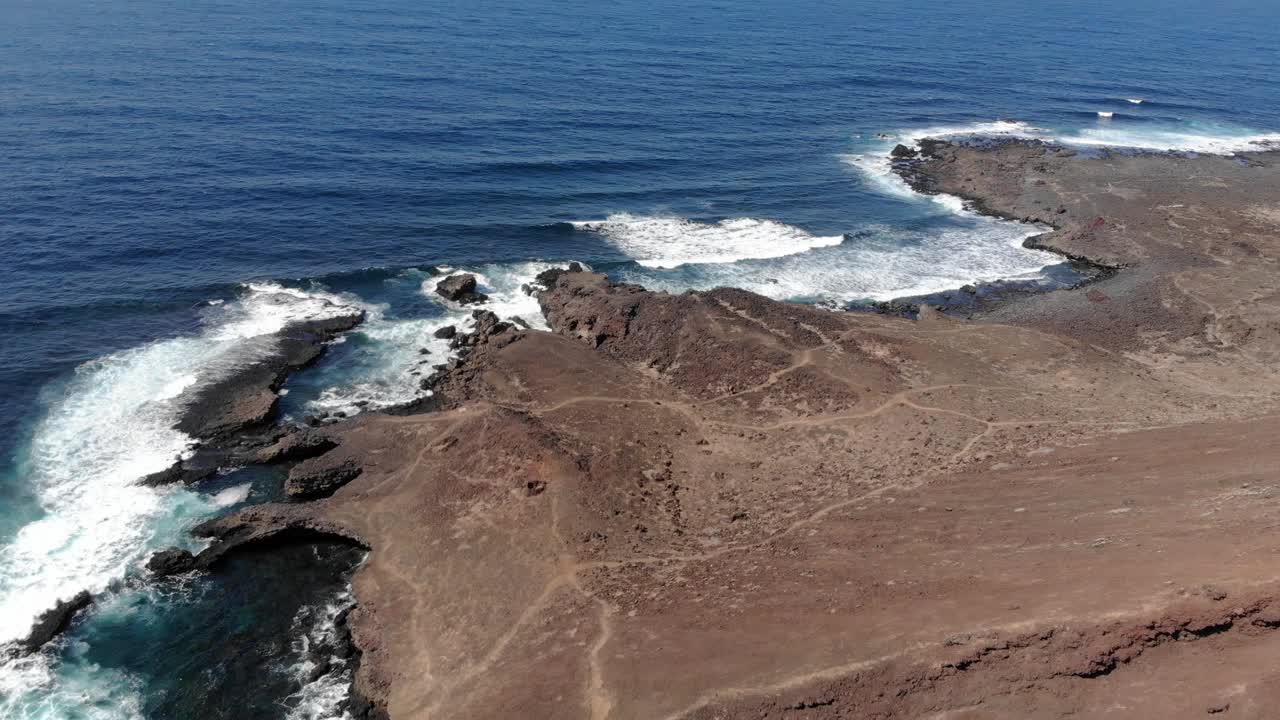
2,305,364,658
20,139,1280,717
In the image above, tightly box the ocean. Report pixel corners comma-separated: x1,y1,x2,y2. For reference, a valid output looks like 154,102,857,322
1,0,1278,716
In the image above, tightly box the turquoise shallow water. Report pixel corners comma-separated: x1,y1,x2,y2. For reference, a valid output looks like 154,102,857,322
1,0,1278,716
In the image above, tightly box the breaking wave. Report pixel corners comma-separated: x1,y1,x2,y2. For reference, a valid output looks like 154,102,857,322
0,283,364,717
570,213,844,268
299,262,567,418
843,120,1043,216
280,588,357,720
1062,125,1280,153
619,220,1052,303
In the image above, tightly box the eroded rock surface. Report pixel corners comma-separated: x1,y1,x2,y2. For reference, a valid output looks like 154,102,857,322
255,429,338,464
176,312,364,442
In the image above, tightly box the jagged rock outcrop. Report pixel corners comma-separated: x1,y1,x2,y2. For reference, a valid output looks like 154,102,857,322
7,591,93,656
147,548,199,577
435,274,488,305
890,143,918,159
137,457,217,486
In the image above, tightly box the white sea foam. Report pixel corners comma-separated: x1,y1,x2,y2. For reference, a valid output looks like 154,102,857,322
571,213,843,268
156,374,198,401
303,310,452,416
620,220,1052,303
1097,111,1114,119
424,263,554,329
1126,98,1144,104
304,263,565,417
884,119,1050,145
469,261,571,330
0,283,364,712
842,120,1051,216
842,151,966,213
0,342,206,648
1061,126,1280,154
281,589,356,720
0,646,145,720
210,282,366,341
211,483,252,508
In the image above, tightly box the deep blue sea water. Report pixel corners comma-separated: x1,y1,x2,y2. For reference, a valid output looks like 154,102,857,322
1,0,1278,716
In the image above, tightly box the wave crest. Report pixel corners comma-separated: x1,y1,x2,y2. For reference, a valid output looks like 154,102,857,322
571,213,843,268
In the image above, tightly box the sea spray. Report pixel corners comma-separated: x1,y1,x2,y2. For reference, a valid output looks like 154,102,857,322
281,587,358,720
0,284,364,715
570,214,844,268
299,262,567,418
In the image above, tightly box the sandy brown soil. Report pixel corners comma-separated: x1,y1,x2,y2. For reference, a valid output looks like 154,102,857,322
204,142,1280,718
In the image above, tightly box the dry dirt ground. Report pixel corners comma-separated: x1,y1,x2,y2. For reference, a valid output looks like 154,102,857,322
210,143,1280,719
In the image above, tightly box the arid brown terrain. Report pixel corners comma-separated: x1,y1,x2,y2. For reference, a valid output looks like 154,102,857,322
199,141,1280,718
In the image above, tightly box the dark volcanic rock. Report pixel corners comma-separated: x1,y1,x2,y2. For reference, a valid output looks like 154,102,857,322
176,312,364,443
433,325,457,340
254,430,338,464
12,591,93,655
470,309,510,338
345,689,392,720
436,274,476,298
147,548,198,576
138,461,184,487
185,506,369,573
435,274,489,305
286,458,363,499
414,310,527,402
916,137,951,158
137,457,217,487
532,262,585,291
891,143,919,159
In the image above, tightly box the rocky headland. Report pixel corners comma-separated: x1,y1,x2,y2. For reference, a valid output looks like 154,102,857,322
99,141,1280,716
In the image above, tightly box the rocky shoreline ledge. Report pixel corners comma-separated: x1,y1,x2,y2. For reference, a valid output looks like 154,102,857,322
1,304,364,659
21,140,1280,717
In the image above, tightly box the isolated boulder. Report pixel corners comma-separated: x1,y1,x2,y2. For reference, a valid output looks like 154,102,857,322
435,275,489,305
